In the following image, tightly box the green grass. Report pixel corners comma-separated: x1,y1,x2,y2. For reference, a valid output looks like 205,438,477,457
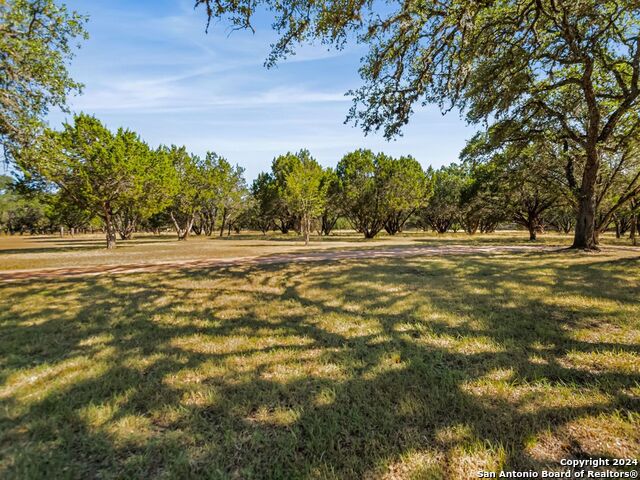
0,247,639,478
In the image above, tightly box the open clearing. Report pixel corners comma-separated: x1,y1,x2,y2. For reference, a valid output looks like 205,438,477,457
0,234,639,478
0,230,631,272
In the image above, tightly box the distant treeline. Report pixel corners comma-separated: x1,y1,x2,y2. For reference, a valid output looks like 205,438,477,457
4,114,638,248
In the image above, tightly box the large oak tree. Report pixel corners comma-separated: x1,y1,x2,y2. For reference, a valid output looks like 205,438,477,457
196,0,640,250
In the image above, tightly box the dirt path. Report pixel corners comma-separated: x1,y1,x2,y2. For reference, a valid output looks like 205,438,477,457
0,245,557,282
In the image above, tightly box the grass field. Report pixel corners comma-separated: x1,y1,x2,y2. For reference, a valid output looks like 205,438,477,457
0,234,639,478
0,230,632,271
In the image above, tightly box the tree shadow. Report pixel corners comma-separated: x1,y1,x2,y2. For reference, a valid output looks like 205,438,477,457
0,251,638,478
0,235,181,256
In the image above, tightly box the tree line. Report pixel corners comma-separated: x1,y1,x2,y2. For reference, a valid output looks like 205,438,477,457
4,113,638,247
2,1,640,251
192,0,640,250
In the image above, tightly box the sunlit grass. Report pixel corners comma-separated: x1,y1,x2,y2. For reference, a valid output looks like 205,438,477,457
0,248,638,478
3,229,634,271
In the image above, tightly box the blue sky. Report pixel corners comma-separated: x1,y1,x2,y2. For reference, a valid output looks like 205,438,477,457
48,0,475,181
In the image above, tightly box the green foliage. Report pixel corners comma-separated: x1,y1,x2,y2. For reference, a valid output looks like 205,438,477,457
318,167,341,235
282,150,327,244
378,155,429,235
270,151,303,233
248,172,279,234
209,153,248,236
47,191,94,232
336,149,387,238
165,146,202,240
26,114,177,247
456,162,506,235
335,149,430,238
418,165,465,234
163,148,248,239
112,140,178,240
196,0,640,249
0,174,50,234
1,0,87,157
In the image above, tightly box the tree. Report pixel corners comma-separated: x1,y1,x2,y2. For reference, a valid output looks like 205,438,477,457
196,0,640,250
192,152,223,236
629,196,640,246
112,142,178,240
282,150,327,245
248,172,278,234
378,155,428,235
0,175,15,232
0,175,49,234
271,152,302,234
1,0,87,158
318,167,341,236
336,149,387,239
418,165,464,234
547,203,575,235
24,114,173,248
213,156,247,237
166,146,203,241
27,114,121,248
462,134,562,240
457,163,507,235
47,191,93,236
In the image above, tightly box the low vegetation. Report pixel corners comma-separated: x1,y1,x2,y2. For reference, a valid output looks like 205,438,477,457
1,231,632,272
0,247,638,478
2,2,640,479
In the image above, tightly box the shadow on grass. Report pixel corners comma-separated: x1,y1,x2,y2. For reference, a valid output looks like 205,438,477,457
0,235,182,256
0,252,638,478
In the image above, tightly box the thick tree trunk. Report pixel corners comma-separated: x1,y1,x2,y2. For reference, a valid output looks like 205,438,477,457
528,224,537,241
572,152,599,250
106,230,116,249
219,208,228,237
573,64,602,251
277,218,290,234
630,214,637,246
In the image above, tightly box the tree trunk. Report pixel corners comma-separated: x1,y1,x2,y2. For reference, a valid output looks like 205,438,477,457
630,214,637,246
572,159,599,250
170,212,194,241
277,218,290,234
304,214,310,246
220,208,228,237
573,67,601,251
104,210,116,249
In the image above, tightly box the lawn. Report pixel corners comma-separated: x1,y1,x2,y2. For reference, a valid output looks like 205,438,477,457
0,230,630,272
0,243,639,478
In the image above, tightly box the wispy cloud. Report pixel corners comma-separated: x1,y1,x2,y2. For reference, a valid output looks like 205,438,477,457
73,83,348,113
53,0,474,180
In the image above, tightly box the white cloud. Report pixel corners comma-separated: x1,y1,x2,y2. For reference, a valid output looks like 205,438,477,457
73,82,348,113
